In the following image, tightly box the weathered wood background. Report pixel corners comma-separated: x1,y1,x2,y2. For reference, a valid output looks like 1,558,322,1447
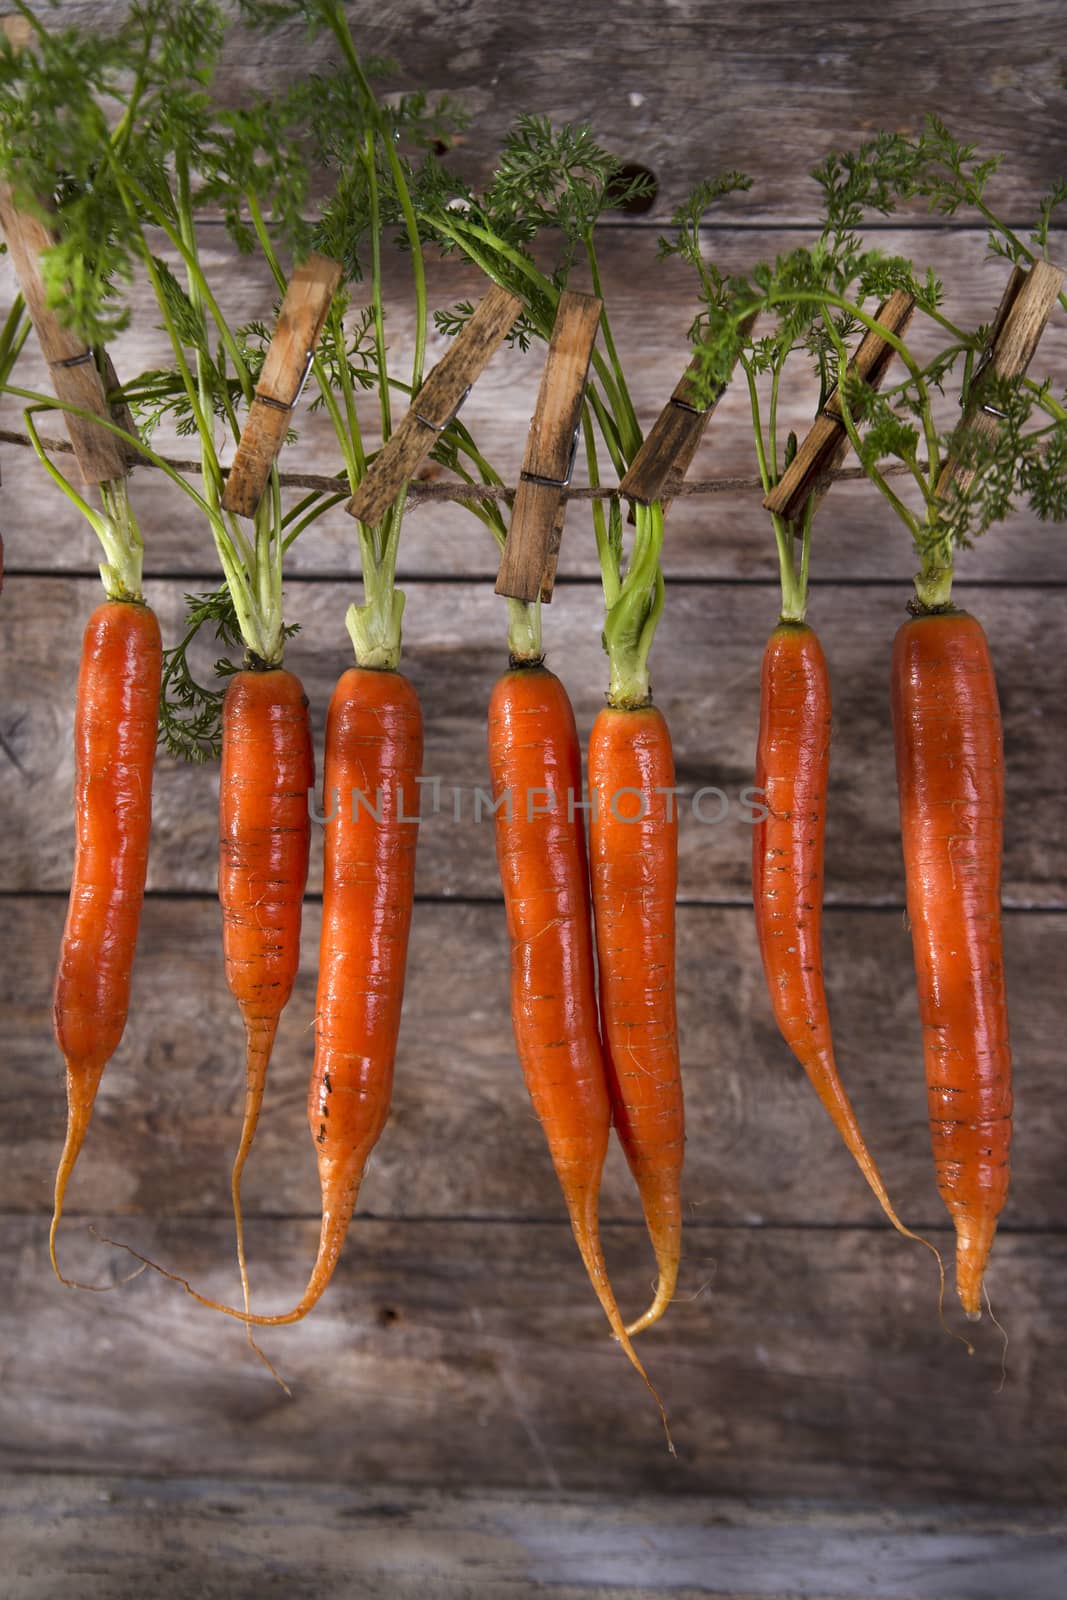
3,1,1067,1594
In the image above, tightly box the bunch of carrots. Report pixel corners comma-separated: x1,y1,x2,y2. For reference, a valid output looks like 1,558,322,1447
677,128,1067,1323
2,1,1065,1439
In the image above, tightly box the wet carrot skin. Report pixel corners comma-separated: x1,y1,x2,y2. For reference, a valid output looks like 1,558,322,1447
588,705,683,1328
113,666,423,1325
891,609,1011,1315
53,598,163,1096
219,668,313,1033
218,667,314,1325
487,666,668,1423
752,623,834,1069
753,622,917,1233
51,599,162,1267
308,666,423,1299
489,665,611,1202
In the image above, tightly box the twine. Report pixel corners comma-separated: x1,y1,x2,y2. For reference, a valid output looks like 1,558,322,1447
0,426,917,501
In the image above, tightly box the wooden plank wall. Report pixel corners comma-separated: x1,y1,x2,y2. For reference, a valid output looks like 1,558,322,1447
2,0,1067,1571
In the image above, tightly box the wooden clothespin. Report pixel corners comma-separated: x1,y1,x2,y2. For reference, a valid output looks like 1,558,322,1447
0,13,132,485
346,283,522,527
762,289,916,524
618,314,757,529
620,317,757,510
494,290,602,602
937,259,1064,501
618,360,712,510
221,253,344,517
0,188,133,484
1,13,33,49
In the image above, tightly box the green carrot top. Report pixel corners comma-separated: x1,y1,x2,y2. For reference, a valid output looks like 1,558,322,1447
0,0,478,753
678,121,1067,615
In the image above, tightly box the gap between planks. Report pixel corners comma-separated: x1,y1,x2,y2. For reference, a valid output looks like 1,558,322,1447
4,889,1067,914
20,1210,1067,1237
168,215,1053,236
6,568,1067,592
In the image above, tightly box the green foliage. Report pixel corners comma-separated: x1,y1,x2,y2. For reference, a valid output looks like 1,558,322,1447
151,255,206,350
673,159,941,410
657,172,753,296
934,380,1067,546
306,303,381,406
1021,406,1067,522
1033,179,1067,256
123,310,274,439
0,2,231,340
0,1,467,337
433,297,539,354
219,64,469,279
909,116,1005,217
480,115,651,244
414,112,651,325
158,588,242,763
159,588,300,762
845,381,923,471
667,120,1067,597
194,94,314,261
0,293,30,384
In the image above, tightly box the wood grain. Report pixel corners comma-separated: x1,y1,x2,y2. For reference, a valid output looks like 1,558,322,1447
937,259,1066,502
0,14,133,485
31,0,1067,222
346,284,521,526
619,348,735,509
763,291,916,523
2,1214,1064,1503
222,253,344,518
0,189,132,484
3,0,1067,1524
3,229,1064,581
496,290,601,602
3,896,1064,1231
3,1475,1065,1600
1,578,1063,905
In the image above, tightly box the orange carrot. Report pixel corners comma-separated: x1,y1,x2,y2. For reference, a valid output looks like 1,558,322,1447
295,665,421,1315
753,620,926,1243
488,662,668,1428
891,607,1011,1317
218,667,313,1321
51,598,162,1279
110,666,422,1325
588,704,683,1336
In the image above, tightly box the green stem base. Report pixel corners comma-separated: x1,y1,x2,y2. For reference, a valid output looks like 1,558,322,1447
912,564,955,612
506,598,543,665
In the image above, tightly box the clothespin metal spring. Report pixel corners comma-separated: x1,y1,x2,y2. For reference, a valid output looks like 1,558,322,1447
255,348,316,414
414,384,472,433
962,344,1008,420
519,419,582,490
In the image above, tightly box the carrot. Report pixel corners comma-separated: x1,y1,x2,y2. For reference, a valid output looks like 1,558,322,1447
753,620,928,1245
50,598,162,1280
489,662,669,1431
218,667,313,1324
294,665,421,1316
588,704,683,1336
891,608,1011,1317
108,665,423,1325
